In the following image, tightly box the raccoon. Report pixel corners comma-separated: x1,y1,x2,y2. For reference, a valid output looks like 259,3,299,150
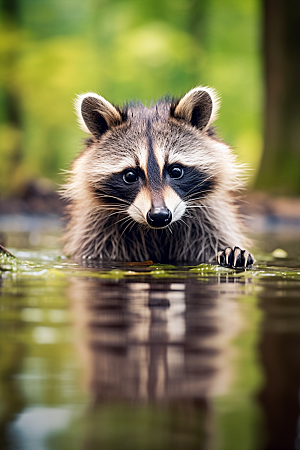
62,86,254,267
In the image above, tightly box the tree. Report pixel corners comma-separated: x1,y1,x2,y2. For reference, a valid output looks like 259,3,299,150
255,0,300,194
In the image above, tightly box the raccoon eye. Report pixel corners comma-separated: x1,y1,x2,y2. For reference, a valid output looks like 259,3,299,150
123,169,138,184
169,165,184,179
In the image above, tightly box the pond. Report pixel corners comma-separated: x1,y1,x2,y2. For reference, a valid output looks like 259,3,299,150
1,219,300,450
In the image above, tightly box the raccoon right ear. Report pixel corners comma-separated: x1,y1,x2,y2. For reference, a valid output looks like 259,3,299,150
171,86,220,131
75,93,124,139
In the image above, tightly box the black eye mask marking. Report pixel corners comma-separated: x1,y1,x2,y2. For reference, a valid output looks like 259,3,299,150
94,164,215,208
94,168,145,205
163,165,215,200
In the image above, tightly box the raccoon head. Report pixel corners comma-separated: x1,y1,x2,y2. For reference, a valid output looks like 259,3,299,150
75,87,222,229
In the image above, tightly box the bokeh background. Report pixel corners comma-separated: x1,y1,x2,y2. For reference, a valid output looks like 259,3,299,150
1,0,300,202
0,0,262,199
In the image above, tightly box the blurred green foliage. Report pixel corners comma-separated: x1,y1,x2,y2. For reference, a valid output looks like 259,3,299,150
0,0,261,197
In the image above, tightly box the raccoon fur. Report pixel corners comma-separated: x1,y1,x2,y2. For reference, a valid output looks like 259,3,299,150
62,86,254,267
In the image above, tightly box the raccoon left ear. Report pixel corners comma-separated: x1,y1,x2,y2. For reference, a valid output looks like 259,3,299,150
171,86,220,131
75,93,124,139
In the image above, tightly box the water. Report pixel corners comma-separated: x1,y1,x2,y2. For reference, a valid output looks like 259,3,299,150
1,225,300,450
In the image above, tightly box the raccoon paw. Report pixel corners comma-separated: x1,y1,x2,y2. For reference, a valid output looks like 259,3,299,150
217,247,254,269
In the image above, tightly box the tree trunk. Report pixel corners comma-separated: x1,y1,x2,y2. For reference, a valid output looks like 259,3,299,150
255,0,300,194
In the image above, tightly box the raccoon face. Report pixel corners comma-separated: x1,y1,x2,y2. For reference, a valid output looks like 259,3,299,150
75,87,220,229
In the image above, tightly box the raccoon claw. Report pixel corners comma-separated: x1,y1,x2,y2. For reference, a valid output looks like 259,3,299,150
217,247,254,269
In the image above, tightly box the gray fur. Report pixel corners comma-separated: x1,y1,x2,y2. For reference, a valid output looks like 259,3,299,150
62,87,250,263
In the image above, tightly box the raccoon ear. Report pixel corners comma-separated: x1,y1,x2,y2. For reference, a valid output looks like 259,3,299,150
75,93,123,139
171,87,220,131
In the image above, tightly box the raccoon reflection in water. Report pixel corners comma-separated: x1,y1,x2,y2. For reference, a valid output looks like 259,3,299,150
68,276,245,448
62,87,254,267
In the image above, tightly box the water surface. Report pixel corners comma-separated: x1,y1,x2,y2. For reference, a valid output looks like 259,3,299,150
1,229,300,450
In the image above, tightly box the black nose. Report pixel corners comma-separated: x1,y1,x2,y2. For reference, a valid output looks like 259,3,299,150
146,207,172,228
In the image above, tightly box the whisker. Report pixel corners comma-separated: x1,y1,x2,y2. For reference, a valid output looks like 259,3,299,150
178,218,190,228
186,205,212,209
166,224,173,234
94,193,132,206
114,215,132,226
103,211,127,220
93,192,144,217
183,169,221,198
184,190,215,202
120,218,135,238
93,205,128,211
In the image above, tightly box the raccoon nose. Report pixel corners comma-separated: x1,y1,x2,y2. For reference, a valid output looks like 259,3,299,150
146,207,172,228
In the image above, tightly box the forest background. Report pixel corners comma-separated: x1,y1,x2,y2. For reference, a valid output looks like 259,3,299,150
0,0,263,199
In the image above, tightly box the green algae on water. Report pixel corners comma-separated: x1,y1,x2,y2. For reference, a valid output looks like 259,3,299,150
2,246,300,282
